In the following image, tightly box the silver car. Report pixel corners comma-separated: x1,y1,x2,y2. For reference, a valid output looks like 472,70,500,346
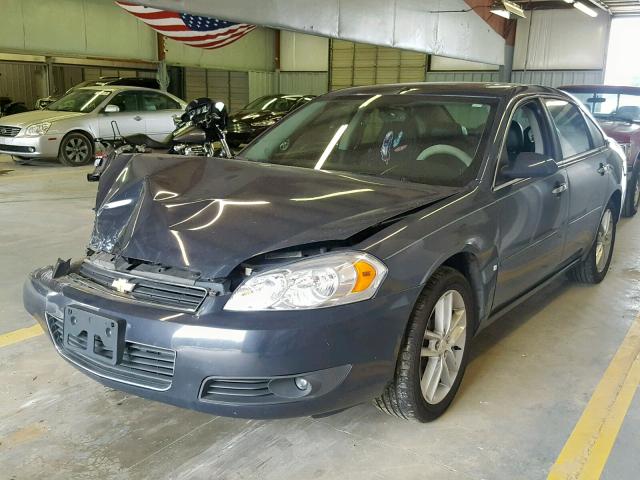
0,86,186,166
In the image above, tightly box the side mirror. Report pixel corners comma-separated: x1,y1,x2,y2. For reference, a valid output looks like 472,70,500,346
104,104,120,113
502,152,558,179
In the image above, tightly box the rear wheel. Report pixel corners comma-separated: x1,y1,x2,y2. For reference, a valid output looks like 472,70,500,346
623,165,640,217
58,132,93,166
374,267,474,422
571,202,616,284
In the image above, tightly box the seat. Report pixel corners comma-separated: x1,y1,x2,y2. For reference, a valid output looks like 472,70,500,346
506,120,524,163
124,133,173,149
616,106,640,122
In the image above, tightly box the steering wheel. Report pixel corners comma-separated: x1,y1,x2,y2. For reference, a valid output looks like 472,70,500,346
416,144,473,167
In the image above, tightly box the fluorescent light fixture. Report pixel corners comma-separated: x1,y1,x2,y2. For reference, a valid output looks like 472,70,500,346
573,1,598,16
563,0,574,3
490,0,526,19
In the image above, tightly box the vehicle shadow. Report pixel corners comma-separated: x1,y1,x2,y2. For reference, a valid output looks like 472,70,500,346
469,276,571,363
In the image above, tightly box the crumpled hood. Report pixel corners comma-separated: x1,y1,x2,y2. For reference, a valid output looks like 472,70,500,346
0,109,85,128
91,155,460,278
599,120,640,143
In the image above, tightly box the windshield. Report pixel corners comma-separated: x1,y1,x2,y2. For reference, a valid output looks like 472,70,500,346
570,92,640,122
243,96,300,113
47,89,112,113
241,95,496,187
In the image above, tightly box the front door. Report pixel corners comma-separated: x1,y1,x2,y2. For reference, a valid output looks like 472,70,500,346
97,91,146,139
492,99,570,308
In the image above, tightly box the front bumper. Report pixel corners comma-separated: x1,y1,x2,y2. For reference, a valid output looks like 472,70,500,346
0,135,60,158
24,266,419,418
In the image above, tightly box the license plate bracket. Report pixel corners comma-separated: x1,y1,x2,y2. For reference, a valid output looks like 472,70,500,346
63,307,125,366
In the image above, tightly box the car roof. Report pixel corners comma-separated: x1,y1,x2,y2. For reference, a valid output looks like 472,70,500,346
77,85,167,93
323,82,563,99
560,84,640,95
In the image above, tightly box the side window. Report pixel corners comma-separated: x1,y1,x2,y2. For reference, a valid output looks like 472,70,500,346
140,92,180,111
584,114,606,148
544,99,592,158
108,91,140,112
496,101,549,185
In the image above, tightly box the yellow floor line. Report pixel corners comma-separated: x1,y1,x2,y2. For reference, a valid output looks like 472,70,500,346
548,315,640,480
0,324,44,348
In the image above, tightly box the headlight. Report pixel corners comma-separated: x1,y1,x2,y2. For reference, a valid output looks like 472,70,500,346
251,119,277,127
224,251,388,311
25,122,51,136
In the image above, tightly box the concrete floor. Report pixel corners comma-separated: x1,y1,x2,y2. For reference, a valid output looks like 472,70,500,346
1,154,639,480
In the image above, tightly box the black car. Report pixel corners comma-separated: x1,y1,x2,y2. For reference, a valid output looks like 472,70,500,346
226,94,315,147
24,83,624,422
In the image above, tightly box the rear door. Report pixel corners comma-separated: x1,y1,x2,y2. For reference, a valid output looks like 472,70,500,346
492,98,570,308
97,90,146,138
542,98,609,260
138,91,184,141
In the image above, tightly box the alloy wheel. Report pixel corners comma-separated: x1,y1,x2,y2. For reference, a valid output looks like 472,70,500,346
64,137,90,164
595,209,614,272
634,176,640,209
419,289,467,405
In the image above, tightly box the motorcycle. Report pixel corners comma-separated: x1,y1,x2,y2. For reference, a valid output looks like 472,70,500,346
0,96,29,117
87,98,232,182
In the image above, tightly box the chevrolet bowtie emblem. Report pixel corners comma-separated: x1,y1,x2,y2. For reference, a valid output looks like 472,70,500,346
111,278,136,294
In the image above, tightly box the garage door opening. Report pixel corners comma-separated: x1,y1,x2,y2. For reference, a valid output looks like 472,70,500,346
605,17,640,86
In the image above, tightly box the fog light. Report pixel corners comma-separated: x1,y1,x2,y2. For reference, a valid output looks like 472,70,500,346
295,377,309,390
28,147,35,152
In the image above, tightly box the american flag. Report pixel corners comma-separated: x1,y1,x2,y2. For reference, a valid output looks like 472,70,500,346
116,2,256,49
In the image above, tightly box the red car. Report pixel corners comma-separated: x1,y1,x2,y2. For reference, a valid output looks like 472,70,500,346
561,85,640,216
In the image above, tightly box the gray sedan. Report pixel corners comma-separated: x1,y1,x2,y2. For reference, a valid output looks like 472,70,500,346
0,86,186,166
24,83,625,422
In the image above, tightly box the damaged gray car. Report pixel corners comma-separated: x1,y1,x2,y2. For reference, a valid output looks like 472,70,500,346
24,83,624,422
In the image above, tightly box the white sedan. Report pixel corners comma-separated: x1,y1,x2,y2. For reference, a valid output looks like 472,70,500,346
0,86,186,166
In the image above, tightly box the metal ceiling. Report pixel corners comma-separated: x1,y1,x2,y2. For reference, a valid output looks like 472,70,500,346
599,0,640,15
523,0,640,15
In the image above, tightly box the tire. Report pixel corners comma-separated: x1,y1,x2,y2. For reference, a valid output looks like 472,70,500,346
58,132,93,166
623,165,640,217
571,201,616,284
374,266,475,422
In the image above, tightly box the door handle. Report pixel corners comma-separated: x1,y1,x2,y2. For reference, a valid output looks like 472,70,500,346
134,115,143,121
597,163,611,175
552,182,568,195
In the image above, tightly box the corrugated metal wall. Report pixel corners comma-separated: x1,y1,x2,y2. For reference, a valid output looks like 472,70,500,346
425,71,501,83
511,70,604,87
184,67,249,113
247,71,328,102
0,61,47,108
330,40,426,91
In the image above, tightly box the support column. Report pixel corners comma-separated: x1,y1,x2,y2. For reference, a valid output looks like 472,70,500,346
156,33,169,91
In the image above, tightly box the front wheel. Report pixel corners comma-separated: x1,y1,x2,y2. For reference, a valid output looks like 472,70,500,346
623,165,640,217
571,202,616,284
58,132,93,166
375,266,475,422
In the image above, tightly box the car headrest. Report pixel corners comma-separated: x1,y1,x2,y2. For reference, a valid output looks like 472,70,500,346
617,106,640,121
507,120,524,155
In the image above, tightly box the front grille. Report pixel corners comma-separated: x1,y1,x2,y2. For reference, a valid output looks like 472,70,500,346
0,143,31,153
47,314,176,390
200,378,274,404
0,125,20,137
74,261,208,312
